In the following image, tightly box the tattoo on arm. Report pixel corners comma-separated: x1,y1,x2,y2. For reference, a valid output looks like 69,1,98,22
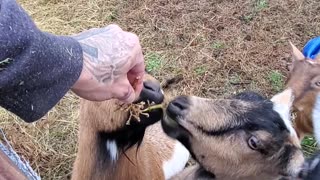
73,26,135,84
78,43,99,63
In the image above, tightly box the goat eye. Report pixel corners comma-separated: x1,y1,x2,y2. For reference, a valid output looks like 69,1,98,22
315,81,320,87
248,136,259,150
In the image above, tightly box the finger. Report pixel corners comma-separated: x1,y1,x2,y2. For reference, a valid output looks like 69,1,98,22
128,51,145,95
112,78,136,103
103,24,122,31
128,69,144,94
129,74,143,99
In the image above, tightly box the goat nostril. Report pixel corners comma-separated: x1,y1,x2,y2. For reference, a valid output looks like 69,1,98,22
172,101,186,111
143,81,160,92
167,96,189,119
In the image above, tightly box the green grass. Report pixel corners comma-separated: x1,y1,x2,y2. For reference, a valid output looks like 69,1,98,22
268,70,284,92
145,52,162,72
301,136,318,157
241,0,268,23
255,0,268,11
211,41,225,50
229,74,241,84
243,15,253,23
106,9,118,21
194,66,207,76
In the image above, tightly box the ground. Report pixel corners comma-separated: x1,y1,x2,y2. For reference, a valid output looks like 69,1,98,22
0,0,319,179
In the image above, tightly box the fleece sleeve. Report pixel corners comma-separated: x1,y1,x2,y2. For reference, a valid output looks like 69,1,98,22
0,0,83,122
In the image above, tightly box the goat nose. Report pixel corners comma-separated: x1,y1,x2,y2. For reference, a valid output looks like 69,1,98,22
167,96,189,119
137,81,164,104
143,81,161,93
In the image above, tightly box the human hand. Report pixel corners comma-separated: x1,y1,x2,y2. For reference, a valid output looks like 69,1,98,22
71,24,145,103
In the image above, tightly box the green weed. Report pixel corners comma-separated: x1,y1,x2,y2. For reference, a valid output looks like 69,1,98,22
243,15,253,23
241,0,268,23
211,41,225,50
255,0,268,11
301,136,318,157
107,10,118,20
194,66,207,75
145,52,162,72
268,70,284,92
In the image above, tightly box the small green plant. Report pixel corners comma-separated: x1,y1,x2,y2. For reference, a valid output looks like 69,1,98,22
107,10,118,21
268,70,284,92
194,66,207,75
243,15,253,23
229,74,241,84
301,136,317,157
211,41,225,50
145,52,162,72
241,0,268,23
256,0,268,11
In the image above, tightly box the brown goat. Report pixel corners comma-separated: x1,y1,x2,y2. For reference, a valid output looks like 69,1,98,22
162,91,304,180
281,42,320,143
71,73,190,180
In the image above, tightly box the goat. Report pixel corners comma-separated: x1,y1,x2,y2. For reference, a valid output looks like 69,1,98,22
161,91,304,180
297,150,320,180
71,73,190,180
280,42,320,143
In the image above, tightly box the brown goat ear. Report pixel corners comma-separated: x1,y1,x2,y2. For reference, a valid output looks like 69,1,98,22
289,41,305,61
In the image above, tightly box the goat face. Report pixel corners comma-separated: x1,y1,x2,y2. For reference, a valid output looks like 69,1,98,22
161,91,304,179
82,73,165,157
284,43,320,140
131,73,164,126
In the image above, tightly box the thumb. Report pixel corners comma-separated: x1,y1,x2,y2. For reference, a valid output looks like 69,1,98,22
112,77,137,103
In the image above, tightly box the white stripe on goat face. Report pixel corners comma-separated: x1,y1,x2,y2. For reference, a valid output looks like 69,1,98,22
270,88,298,139
312,94,320,145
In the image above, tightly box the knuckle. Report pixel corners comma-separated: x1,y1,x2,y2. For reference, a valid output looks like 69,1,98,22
106,24,122,31
126,32,139,42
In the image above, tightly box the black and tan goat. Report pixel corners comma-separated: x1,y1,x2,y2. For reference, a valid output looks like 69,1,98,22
162,91,305,180
71,73,190,180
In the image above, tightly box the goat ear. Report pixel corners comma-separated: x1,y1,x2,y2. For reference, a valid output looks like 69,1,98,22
271,89,298,137
289,41,305,61
271,89,293,122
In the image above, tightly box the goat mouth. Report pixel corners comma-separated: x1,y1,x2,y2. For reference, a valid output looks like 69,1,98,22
162,112,192,138
163,113,179,127
278,172,292,180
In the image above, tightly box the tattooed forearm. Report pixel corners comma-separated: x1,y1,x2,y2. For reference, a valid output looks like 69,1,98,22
78,43,99,63
70,24,145,102
73,25,137,84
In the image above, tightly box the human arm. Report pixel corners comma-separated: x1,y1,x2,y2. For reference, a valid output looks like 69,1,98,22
0,0,145,123
0,0,83,122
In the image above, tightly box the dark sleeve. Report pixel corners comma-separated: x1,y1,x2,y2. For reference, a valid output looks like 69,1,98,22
0,0,83,122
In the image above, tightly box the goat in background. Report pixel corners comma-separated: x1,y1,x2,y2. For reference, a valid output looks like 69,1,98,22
279,42,320,144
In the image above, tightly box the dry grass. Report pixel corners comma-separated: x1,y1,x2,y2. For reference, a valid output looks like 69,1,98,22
1,0,320,179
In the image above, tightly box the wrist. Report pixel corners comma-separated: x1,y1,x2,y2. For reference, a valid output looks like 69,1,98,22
71,66,89,92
